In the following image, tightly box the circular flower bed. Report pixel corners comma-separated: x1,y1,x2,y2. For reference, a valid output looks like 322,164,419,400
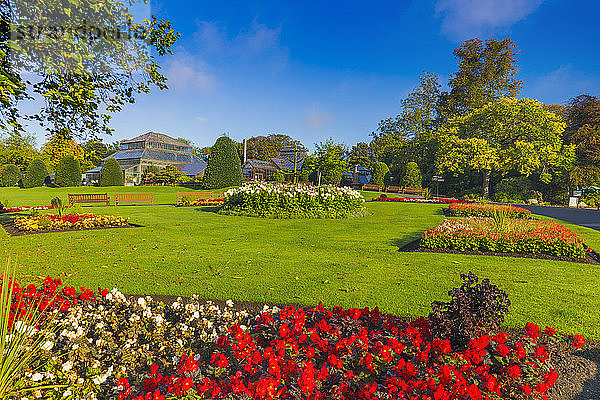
9,275,585,400
13,213,129,232
219,183,367,218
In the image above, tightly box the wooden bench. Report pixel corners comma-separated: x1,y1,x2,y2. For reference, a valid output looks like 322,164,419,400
115,193,154,206
68,193,110,206
402,187,426,196
177,191,213,205
361,184,383,192
386,185,402,193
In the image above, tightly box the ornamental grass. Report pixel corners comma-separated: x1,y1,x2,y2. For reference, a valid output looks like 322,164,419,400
446,204,532,219
421,217,591,259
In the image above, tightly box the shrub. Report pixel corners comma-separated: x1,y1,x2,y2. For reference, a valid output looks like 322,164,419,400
582,193,600,209
273,170,285,182
220,182,367,218
421,217,590,259
403,162,422,188
446,203,531,219
494,176,533,202
429,272,511,347
99,158,124,187
1,164,22,187
202,136,243,189
54,155,81,187
23,159,49,188
369,162,389,186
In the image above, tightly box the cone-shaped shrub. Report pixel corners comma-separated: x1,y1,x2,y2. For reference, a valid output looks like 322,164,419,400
403,162,422,188
202,136,242,189
54,155,81,187
99,158,124,186
1,164,22,187
370,162,389,186
23,159,49,188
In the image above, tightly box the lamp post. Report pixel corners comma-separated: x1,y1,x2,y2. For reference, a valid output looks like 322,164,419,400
432,175,444,198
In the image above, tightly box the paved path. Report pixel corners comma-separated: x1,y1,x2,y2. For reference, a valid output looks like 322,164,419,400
516,204,600,231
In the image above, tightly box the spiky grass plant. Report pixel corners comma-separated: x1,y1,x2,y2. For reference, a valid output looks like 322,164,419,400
0,259,63,399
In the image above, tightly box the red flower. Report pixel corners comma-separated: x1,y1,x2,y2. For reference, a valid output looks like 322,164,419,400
519,385,532,395
573,334,585,349
496,343,510,357
544,326,556,335
150,363,159,375
507,365,522,379
525,322,540,340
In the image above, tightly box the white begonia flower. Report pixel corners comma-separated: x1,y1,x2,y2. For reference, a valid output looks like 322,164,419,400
225,300,234,308
30,372,43,382
61,360,73,372
41,341,54,351
62,390,72,397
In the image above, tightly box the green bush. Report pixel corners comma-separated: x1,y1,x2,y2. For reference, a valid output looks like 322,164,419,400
403,162,422,188
273,170,285,182
369,162,389,186
23,159,49,188
202,136,243,189
493,176,532,202
1,164,22,187
99,158,124,187
54,155,81,187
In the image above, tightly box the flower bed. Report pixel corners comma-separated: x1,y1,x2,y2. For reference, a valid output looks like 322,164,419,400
13,213,129,232
187,198,226,206
446,203,532,219
9,276,585,400
219,183,367,218
421,217,591,259
0,205,54,213
373,196,474,204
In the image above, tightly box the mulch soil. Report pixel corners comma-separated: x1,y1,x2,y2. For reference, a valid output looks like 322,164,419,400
0,221,142,237
398,238,600,265
128,294,600,400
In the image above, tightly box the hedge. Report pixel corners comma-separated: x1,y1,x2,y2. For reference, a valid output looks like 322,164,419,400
23,159,49,188
54,155,81,187
1,164,22,187
202,136,243,189
100,158,124,186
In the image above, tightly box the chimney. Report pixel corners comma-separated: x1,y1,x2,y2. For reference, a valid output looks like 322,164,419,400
243,139,247,162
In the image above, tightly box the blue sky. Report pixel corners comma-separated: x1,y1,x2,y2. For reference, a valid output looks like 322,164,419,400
33,0,600,150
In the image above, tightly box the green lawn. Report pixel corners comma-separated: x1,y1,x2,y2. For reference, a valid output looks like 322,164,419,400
1,186,599,338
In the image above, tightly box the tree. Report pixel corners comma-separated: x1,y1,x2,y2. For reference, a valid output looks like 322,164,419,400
564,95,600,141
239,134,301,161
437,98,574,198
1,0,179,140
150,165,187,184
1,164,21,187
370,162,389,186
82,140,119,169
273,170,285,182
347,142,375,170
403,162,422,188
41,131,85,172
23,159,49,188
99,158,124,186
0,132,39,170
202,136,243,189
54,155,81,187
314,138,348,186
439,38,522,118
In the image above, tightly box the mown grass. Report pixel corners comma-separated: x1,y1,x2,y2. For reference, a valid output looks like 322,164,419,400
1,186,599,338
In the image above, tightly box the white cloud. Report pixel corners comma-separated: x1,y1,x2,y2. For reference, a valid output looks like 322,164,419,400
196,116,207,123
165,47,216,91
435,0,544,39
194,19,289,69
305,103,333,130
527,65,599,103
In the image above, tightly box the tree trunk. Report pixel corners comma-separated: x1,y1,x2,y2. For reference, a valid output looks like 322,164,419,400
482,169,491,198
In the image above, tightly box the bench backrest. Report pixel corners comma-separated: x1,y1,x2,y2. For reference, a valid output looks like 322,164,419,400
403,187,425,195
177,191,213,204
115,193,154,203
386,186,402,193
68,193,109,205
362,184,383,191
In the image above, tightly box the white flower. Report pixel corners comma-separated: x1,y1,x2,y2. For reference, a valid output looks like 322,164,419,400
225,300,234,307
30,372,43,382
41,341,54,351
62,360,73,372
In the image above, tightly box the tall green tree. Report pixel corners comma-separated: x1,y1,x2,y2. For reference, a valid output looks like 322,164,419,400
54,155,81,187
347,142,375,170
0,132,39,170
370,162,389,186
100,158,124,186
82,140,119,169
437,98,574,198
41,130,85,172
23,159,49,188
313,138,348,186
439,38,522,118
239,134,301,161
1,0,179,139
203,136,243,189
